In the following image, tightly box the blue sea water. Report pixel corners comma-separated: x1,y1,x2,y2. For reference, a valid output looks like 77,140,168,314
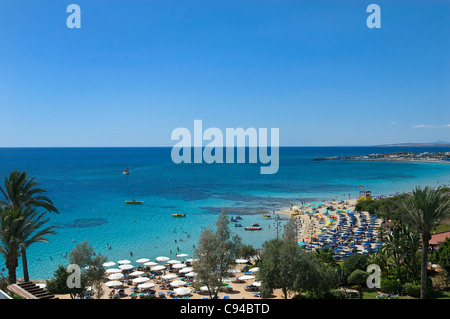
1,146,450,280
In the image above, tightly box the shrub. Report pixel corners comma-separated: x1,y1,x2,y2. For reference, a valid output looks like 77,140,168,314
380,278,402,294
403,282,420,298
324,289,349,299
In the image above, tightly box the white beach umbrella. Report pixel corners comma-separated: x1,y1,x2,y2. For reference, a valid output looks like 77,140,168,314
176,253,189,258
105,281,123,287
118,260,131,264
103,261,116,267
168,260,181,264
248,267,260,273
144,261,158,266
108,273,124,280
161,274,178,280
235,259,248,264
170,280,187,287
119,264,134,270
151,265,166,271
227,269,240,274
174,287,192,296
138,282,156,289
252,281,262,287
172,263,187,269
136,258,150,263
132,277,150,284
179,267,193,274
129,271,145,277
184,272,197,277
156,256,170,262
238,275,255,281
105,268,121,274
186,258,198,263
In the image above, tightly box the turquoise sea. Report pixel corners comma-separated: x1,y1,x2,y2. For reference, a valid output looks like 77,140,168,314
1,146,450,280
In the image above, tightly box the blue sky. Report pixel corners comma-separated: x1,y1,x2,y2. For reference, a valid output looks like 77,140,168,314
0,0,449,146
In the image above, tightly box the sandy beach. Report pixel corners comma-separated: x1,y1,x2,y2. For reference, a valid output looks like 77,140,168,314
40,198,381,300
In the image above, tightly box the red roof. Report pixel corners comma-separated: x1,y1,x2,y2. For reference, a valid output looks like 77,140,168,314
430,231,450,245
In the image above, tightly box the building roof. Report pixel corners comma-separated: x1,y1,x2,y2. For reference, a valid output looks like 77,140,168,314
430,231,450,245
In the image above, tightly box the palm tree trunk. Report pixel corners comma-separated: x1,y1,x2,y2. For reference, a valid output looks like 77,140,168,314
6,258,18,284
421,233,431,299
21,247,29,282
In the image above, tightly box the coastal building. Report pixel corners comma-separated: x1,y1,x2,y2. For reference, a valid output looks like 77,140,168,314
430,231,450,249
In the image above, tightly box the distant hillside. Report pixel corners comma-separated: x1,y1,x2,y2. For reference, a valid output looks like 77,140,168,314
375,141,450,147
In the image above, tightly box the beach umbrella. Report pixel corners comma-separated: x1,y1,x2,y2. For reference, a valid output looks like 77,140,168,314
143,261,158,266
136,258,150,263
151,265,166,271
105,268,121,274
252,281,262,287
238,275,255,281
174,287,191,296
186,258,199,263
168,260,181,264
235,259,248,264
170,280,187,287
162,274,178,280
118,260,131,264
184,272,197,277
176,253,189,258
103,261,116,267
119,264,134,270
108,273,124,280
179,267,193,274
105,281,123,287
248,267,259,273
129,271,145,277
156,256,170,262
133,277,150,284
138,282,155,290
172,263,187,269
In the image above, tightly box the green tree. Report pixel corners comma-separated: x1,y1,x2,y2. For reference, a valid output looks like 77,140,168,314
0,170,58,282
193,209,241,299
46,265,86,299
402,186,450,299
0,170,58,214
315,248,338,268
431,237,450,274
293,252,335,298
18,208,57,282
0,207,24,283
347,269,369,299
69,240,106,299
258,238,301,299
238,244,258,261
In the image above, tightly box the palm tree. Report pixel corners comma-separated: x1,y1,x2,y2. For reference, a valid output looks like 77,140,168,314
0,207,25,283
18,208,57,282
0,170,58,214
402,186,450,299
0,170,58,282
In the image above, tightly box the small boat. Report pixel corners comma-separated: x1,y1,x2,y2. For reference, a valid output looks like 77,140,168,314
234,223,243,227
172,214,185,217
262,214,271,218
252,223,260,227
244,226,263,231
123,167,130,175
125,200,142,204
